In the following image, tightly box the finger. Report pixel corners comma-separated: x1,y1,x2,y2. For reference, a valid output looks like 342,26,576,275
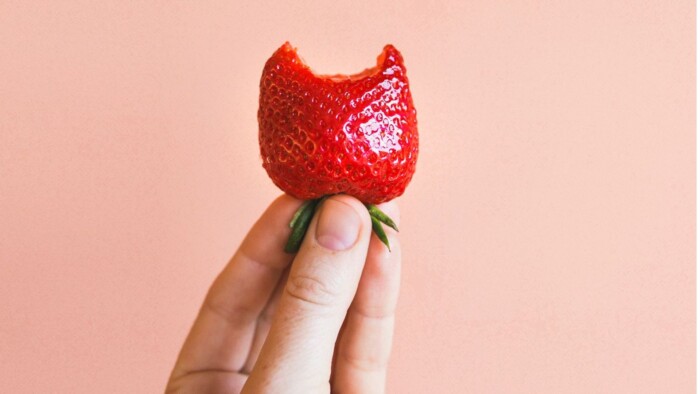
165,371,247,394
241,267,289,374
244,195,372,392
170,194,301,380
332,201,401,393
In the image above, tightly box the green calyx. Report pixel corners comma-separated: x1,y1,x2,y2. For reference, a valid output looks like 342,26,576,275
284,197,398,253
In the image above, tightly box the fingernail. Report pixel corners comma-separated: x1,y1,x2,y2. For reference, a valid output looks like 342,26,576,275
315,199,361,251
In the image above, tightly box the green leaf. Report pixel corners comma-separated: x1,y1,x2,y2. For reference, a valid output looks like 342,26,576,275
289,200,313,228
284,199,319,253
370,216,391,251
366,204,399,232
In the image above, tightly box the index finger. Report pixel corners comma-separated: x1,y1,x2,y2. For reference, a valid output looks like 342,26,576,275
170,194,301,380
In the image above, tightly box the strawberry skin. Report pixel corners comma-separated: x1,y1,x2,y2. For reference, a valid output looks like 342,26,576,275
258,42,418,205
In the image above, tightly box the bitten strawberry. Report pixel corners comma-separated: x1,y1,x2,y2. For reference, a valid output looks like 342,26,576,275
258,42,419,252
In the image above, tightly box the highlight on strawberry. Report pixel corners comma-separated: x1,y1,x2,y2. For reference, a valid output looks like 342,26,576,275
258,42,418,252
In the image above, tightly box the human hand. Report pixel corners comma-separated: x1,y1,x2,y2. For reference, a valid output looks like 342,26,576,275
166,194,401,393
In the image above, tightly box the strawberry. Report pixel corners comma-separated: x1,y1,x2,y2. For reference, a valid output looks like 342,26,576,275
258,42,418,252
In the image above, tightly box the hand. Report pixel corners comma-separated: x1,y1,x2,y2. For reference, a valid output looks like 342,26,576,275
166,194,401,393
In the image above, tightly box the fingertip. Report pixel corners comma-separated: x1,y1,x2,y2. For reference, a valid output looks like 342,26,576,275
366,232,401,279
239,194,304,270
262,194,306,235
270,193,305,218
306,195,371,252
315,201,359,252
325,195,372,229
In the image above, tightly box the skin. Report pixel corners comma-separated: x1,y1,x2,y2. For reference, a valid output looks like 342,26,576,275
166,194,401,393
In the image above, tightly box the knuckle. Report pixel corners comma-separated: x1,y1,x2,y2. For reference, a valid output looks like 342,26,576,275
352,303,397,320
285,274,339,307
341,348,389,373
203,295,257,327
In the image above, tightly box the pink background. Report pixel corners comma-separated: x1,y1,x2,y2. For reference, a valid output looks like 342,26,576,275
0,1,695,393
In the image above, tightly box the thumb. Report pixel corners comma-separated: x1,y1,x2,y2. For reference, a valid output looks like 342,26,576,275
244,195,372,392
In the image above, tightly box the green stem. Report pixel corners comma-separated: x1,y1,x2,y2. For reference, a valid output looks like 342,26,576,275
366,204,399,232
370,216,391,251
284,197,398,253
284,198,320,253
289,200,313,229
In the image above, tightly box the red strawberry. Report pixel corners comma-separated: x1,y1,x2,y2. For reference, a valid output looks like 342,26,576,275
258,42,419,251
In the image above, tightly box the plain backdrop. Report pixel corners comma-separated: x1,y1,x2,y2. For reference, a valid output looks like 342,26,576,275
0,1,695,393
